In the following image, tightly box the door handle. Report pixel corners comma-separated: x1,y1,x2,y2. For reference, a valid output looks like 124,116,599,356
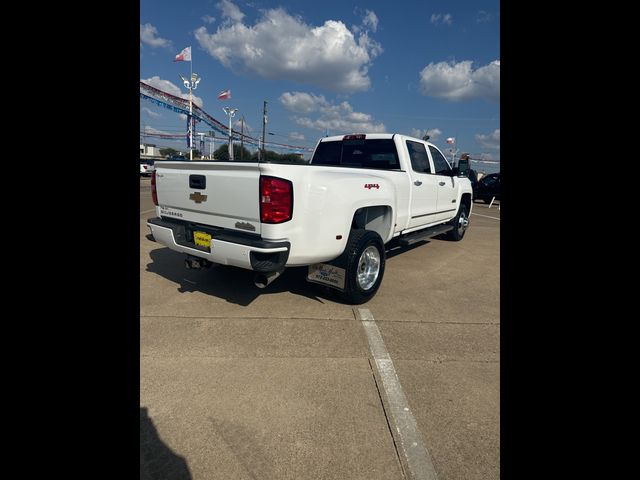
414,180,422,186
438,181,446,186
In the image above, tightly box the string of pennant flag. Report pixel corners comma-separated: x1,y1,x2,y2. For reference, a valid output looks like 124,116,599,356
140,81,313,152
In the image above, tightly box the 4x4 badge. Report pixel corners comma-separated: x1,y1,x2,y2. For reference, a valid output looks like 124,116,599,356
189,192,208,203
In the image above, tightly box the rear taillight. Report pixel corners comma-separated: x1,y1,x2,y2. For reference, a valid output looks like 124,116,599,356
260,176,293,224
151,171,158,206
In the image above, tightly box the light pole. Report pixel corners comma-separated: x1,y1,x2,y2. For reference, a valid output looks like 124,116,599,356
223,107,238,161
179,72,201,160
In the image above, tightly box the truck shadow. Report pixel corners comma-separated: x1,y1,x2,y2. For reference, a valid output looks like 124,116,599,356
145,248,341,306
145,240,440,306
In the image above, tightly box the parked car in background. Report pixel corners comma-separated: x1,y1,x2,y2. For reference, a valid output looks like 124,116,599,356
140,160,155,177
473,172,500,203
467,168,479,191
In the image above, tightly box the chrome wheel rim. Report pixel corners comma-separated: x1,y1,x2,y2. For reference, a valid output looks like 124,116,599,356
458,210,469,234
357,246,380,290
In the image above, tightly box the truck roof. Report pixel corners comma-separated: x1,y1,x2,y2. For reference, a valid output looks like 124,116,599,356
319,133,434,147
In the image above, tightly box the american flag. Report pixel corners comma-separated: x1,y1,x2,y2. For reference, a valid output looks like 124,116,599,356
217,89,231,100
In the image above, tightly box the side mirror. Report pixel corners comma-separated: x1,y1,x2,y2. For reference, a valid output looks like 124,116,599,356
457,157,470,177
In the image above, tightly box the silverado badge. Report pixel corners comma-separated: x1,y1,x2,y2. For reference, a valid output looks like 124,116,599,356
189,192,208,203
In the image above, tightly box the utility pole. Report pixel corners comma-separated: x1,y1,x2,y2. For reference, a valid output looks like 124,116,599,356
261,100,267,161
240,116,245,161
209,131,215,160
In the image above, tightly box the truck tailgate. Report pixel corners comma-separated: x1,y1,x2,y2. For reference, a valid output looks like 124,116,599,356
155,162,261,234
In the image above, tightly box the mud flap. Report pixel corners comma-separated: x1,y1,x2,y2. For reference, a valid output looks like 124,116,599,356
306,263,346,291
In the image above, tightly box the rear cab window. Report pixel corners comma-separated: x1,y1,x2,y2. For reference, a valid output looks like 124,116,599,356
428,145,452,175
406,140,431,173
312,138,400,170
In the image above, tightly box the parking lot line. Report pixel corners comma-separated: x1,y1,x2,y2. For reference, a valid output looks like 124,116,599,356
356,307,439,480
471,212,500,220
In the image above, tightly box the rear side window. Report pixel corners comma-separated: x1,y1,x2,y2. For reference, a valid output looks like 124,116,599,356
428,145,452,175
406,140,430,173
312,139,400,170
312,141,342,165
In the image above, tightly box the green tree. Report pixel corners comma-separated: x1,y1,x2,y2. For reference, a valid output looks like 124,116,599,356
250,149,307,164
214,143,254,161
160,147,179,157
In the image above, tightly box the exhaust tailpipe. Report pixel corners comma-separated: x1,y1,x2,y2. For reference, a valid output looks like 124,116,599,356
254,270,284,289
185,256,211,270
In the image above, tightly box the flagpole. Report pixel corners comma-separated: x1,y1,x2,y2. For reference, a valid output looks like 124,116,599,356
451,133,458,165
189,46,193,161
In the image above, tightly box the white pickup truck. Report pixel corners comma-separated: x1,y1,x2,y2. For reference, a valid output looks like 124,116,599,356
147,133,473,303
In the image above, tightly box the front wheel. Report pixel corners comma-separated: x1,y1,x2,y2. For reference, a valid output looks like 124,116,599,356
338,230,386,304
446,203,470,241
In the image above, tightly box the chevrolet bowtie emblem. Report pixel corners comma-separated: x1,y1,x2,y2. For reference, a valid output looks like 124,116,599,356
189,192,208,203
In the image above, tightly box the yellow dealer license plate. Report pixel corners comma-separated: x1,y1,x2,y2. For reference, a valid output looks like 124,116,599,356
194,231,212,250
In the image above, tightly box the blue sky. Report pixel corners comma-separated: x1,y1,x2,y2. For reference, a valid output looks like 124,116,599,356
140,0,500,170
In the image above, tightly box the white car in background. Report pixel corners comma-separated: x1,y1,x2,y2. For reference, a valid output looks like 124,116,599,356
140,160,155,177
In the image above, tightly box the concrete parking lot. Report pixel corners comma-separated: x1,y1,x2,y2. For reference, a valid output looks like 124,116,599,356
140,177,500,480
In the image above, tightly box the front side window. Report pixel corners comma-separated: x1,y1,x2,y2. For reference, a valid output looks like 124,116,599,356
429,145,452,175
406,140,431,173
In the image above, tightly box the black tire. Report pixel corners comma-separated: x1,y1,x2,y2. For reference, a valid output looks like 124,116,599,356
335,229,386,304
446,203,470,241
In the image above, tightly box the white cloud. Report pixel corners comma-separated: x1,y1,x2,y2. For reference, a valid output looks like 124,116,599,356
144,126,171,135
419,60,500,102
202,15,216,24
280,91,385,134
289,132,305,141
217,0,245,24
477,11,493,23
141,76,204,108
430,13,453,26
195,2,382,93
142,107,161,118
280,91,329,114
410,128,442,141
475,129,500,149
140,23,172,48
362,10,379,32
178,114,187,121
